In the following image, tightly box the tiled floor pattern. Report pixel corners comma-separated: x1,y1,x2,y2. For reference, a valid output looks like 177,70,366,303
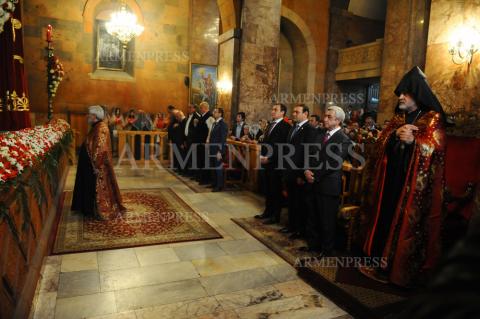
30,165,352,319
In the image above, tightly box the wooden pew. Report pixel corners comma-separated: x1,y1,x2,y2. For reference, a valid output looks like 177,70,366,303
226,139,261,192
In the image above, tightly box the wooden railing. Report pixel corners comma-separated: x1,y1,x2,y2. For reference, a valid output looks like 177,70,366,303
335,38,383,81
117,131,169,163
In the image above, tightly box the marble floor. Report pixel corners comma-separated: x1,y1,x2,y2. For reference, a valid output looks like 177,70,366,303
30,164,352,319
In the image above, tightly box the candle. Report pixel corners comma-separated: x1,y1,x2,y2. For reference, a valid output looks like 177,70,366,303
46,24,52,42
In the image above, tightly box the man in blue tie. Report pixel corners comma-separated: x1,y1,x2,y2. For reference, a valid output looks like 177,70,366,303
255,104,291,224
281,104,317,238
208,107,228,192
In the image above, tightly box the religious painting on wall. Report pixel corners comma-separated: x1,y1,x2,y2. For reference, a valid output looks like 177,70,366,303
189,63,218,108
96,20,124,71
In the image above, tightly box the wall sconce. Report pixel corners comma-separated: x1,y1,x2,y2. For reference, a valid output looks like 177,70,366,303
217,79,233,94
448,25,480,65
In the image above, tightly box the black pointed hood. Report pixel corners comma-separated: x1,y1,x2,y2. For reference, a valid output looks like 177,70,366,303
394,66,447,122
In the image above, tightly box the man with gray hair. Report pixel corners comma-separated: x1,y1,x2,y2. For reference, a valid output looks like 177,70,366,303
299,105,352,257
72,105,126,220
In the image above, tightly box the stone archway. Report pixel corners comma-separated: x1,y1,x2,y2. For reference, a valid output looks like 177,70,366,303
217,0,240,33
82,0,144,33
280,6,316,98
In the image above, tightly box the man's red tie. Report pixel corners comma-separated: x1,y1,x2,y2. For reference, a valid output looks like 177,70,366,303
323,132,330,144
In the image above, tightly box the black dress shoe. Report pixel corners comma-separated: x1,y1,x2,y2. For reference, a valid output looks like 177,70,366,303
279,227,292,234
298,246,321,253
263,219,278,225
321,250,335,257
254,213,269,219
289,232,301,240
212,187,223,192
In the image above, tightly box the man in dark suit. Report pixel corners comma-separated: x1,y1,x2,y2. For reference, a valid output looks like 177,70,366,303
281,104,317,238
301,105,352,257
231,112,246,140
196,101,213,184
167,105,177,142
184,104,200,177
166,105,177,161
208,108,229,192
171,111,188,172
255,104,291,224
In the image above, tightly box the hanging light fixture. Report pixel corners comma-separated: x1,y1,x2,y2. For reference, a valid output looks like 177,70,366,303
448,24,480,65
105,0,144,48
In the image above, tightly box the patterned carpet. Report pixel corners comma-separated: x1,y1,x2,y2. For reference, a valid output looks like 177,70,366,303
232,217,410,319
52,188,222,254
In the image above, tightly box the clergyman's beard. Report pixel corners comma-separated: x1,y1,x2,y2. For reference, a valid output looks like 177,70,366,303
398,102,416,113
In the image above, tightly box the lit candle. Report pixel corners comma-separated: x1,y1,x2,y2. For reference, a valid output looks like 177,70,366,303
46,24,52,42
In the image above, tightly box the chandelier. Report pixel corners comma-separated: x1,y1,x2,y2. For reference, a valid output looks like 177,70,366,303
105,1,144,48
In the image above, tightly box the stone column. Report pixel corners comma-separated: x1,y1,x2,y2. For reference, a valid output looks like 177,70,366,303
237,0,282,123
217,28,241,124
377,0,431,123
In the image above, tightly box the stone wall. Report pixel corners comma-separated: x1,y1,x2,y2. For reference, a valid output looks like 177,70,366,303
425,0,480,113
190,0,220,65
377,0,430,122
23,0,219,116
237,0,282,123
278,33,294,113
281,0,330,114
324,7,384,112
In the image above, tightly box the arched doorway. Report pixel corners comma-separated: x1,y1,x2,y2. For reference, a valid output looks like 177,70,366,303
279,6,316,112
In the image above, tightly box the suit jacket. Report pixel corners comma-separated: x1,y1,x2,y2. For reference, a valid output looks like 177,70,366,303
307,129,351,196
232,122,246,139
284,122,318,180
261,119,291,169
185,112,200,143
167,115,177,141
196,111,212,143
209,119,228,155
171,118,187,145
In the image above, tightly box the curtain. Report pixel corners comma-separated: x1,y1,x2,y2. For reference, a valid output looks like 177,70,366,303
0,0,31,131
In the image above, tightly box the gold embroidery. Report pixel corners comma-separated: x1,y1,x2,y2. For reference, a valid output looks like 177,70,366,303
433,129,443,147
5,90,30,111
416,173,427,192
11,18,21,42
420,143,434,157
13,55,23,63
11,18,21,29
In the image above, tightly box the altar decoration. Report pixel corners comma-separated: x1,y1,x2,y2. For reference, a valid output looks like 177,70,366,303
0,118,72,319
46,24,64,120
0,118,72,185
